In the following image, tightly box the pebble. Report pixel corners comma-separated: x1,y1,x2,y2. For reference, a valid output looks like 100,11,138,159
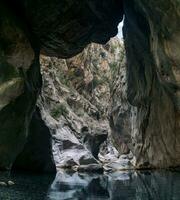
0,180,15,186
0,182,7,186
7,181,15,186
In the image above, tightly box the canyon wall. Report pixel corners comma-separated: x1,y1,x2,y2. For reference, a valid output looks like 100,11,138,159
37,38,125,170
111,0,180,169
0,0,179,171
0,0,122,171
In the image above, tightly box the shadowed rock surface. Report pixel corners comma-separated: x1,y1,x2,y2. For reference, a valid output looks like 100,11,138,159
0,1,123,171
3,0,123,58
0,4,41,170
0,0,180,171
122,0,180,168
13,107,56,173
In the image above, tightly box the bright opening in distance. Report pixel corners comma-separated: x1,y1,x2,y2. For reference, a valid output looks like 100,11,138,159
117,21,123,39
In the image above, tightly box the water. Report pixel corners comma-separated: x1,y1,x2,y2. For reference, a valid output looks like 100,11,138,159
0,170,180,200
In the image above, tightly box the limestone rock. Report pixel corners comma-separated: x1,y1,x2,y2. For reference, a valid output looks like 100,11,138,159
0,5,41,170
0,0,180,172
38,38,124,171
13,107,56,173
52,125,99,169
110,0,180,169
0,0,122,171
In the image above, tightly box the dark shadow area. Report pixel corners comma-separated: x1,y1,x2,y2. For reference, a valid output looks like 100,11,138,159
0,171,55,200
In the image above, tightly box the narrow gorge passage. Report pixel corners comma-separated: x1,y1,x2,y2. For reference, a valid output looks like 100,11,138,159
0,0,180,199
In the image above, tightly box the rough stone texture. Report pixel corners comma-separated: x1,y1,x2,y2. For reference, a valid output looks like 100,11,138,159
121,0,180,168
13,107,56,173
110,0,180,169
0,1,122,171
52,125,101,170
109,43,131,155
5,0,123,58
0,0,180,171
0,5,41,170
38,38,124,170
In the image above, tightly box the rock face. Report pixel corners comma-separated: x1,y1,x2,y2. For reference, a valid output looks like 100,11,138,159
122,0,180,168
0,5,41,170
111,0,180,169
38,38,124,170
13,107,56,172
0,0,180,171
5,0,123,58
0,1,122,171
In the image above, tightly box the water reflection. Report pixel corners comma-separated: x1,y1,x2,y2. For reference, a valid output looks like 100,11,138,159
0,170,180,200
47,170,180,200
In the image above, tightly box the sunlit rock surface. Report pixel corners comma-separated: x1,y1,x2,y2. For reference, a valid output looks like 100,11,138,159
38,38,125,171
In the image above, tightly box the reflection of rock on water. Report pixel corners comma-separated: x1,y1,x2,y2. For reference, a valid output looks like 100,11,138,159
47,171,110,200
47,170,180,200
0,170,179,200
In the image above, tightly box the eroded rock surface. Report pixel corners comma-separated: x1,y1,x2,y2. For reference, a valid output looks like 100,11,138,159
13,107,56,172
122,0,180,168
0,0,180,171
4,0,123,58
0,0,122,171
38,38,124,171
0,5,41,170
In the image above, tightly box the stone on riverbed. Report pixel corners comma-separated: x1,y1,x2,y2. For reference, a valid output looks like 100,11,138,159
103,154,134,172
0,182,7,187
53,125,101,171
0,180,15,187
